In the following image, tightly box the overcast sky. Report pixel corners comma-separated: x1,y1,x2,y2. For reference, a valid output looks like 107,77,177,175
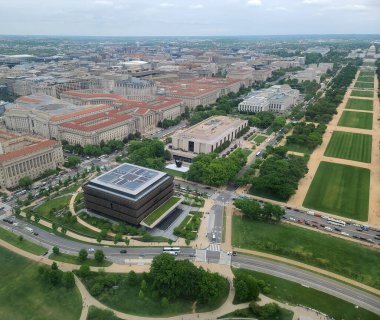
0,0,379,36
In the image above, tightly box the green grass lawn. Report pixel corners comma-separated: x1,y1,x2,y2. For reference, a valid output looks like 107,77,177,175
345,98,373,111
338,111,373,130
324,131,372,163
249,133,258,140
87,306,121,320
164,168,185,178
357,76,374,83
303,162,369,221
351,90,374,98
0,226,47,255
253,135,267,144
232,269,380,320
143,196,181,226
285,143,312,154
33,195,101,238
49,252,113,267
0,246,82,320
232,218,380,289
354,81,374,89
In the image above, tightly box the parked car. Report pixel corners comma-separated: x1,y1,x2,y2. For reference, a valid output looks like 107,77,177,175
120,250,127,254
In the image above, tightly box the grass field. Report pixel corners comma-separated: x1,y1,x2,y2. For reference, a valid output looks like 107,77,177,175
231,269,380,320
143,196,181,226
164,168,185,178
354,81,374,89
338,111,373,130
345,98,373,111
49,252,113,267
253,135,267,144
324,131,372,163
0,246,82,320
351,90,374,98
357,76,374,83
0,226,47,255
303,162,369,221
285,143,312,154
232,218,380,289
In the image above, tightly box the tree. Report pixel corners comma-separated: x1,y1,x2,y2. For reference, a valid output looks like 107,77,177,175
78,249,88,262
234,279,250,303
94,250,105,263
34,214,40,223
127,270,138,286
53,246,60,255
18,235,23,242
161,297,169,308
19,176,33,189
96,234,103,243
124,238,130,246
79,265,90,278
27,192,33,201
114,233,123,244
62,272,75,288
51,262,59,270
140,279,147,290
185,237,191,246
90,283,104,296
138,289,144,299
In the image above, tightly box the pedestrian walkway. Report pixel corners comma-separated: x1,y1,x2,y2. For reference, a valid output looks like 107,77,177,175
208,243,221,252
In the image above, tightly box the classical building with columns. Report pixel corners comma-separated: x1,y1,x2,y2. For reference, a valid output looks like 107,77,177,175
3,94,183,146
0,130,64,189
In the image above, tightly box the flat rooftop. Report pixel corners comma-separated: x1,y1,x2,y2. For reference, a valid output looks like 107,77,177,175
174,116,246,141
89,163,167,197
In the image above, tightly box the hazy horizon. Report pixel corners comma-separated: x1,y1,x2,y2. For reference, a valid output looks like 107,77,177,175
0,0,379,37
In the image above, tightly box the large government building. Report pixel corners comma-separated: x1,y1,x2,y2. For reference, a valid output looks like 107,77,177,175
0,130,64,189
3,94,183,145
171,115,248,162
83,163,174,225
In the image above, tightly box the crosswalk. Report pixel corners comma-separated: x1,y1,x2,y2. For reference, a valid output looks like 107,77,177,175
207,243,221,252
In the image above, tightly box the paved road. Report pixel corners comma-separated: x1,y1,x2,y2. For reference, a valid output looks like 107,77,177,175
233,254,380,315
2,218,380,315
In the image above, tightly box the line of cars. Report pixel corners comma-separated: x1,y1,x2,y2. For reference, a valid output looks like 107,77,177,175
284,210,379,245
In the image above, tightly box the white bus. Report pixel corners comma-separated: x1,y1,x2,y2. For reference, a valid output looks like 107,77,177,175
163,247,181,255
327,217,346,227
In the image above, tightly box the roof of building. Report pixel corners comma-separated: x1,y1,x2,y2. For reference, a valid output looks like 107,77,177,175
87,163,168,197
174,115,247,142
60,108,133,132
0,139,58,162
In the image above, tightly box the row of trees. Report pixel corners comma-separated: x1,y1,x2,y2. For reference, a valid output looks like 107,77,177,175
77,253,228,307
249,149,309,201
157,116,181,129
127,138,170,171
245,112,286,132
187,148,248,186
150,253,228,304
306,64,358,124
234,198,284,223
62,138,127,157
376,59,380,98
286,122,326,151
38,262,75,288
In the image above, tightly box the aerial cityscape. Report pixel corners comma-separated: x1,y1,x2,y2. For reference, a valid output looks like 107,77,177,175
0,1,380,320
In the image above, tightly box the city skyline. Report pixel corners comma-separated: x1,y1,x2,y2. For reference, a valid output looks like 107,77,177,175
0,0,379,37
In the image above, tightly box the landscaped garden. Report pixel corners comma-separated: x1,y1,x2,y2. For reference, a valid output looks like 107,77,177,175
350,90,374,98
143,196,181,226
173,211,203,240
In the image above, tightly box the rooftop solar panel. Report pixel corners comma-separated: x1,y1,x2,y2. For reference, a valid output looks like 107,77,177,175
90,163,165,195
